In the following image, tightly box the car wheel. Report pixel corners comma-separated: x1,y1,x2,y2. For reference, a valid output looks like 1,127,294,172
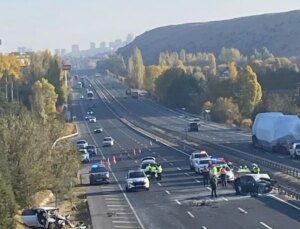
146,188,149,191
190,166,194,171
125,186,129,192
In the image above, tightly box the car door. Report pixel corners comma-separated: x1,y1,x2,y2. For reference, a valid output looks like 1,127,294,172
242,176,255,193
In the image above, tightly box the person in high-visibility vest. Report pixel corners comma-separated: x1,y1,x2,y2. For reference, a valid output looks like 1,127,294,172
156,164,163,181
251,163,260,174
220,166,227,187
145,164,151,177
150,164,157,181
210,164,218,178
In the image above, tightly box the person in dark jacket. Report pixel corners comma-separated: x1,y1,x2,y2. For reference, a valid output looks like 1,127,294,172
210,175,218,198
202,166,210,187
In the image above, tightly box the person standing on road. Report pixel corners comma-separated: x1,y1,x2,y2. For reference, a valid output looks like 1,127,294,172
251,163,260,174
145,163,151,177
220,166,227,188
150,164,157,181
156,163,162,181
202,166,209,186
210,164,218,178
210,175,218,198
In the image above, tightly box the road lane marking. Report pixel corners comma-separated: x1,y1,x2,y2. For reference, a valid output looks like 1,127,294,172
157,182,162,186
134,160,137,163
238,207,248,214
113,226,139,229
163,158,168,161
185,173,190,176
169,162,173,165
165,190,170,194
112,221,138,224
153,152,156,154
206,187,211,191
202,227,207,229
195,179,201,183
177,167,182,171
107,205,125,207
260,222,272,229
221,196,228,201
187,211,195,218
175,199,181,205
268,194,300,210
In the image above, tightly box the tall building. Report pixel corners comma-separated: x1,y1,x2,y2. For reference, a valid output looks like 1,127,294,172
54,49,60,55
61,49,67,56
90,42,96,50
71,44,79,53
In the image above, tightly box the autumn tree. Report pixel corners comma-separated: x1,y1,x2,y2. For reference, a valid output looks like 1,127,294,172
228,62,238,80
31,78,58,122
219,47,242,64
237,66,262,116
207,53,217,76
128,47,145,89
144,65,167,93
211,97,241,124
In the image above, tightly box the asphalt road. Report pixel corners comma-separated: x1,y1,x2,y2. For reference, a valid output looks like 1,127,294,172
70,77,300,229
95,75,300,170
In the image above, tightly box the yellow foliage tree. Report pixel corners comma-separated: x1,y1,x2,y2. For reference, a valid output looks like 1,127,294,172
228,62,238,80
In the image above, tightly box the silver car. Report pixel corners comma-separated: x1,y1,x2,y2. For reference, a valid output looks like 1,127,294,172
125,170,150,192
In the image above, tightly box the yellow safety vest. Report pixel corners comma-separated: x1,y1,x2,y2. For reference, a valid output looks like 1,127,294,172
157,165,162,173
150,166,156,172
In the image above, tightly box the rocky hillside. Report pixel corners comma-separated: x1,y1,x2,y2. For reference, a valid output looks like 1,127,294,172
118,10,300,65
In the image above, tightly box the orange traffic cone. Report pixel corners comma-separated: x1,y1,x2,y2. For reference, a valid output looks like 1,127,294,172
113,156,117,164
100,160,105,164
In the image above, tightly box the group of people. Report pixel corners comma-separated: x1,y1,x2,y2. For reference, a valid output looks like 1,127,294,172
145,163,163,181
238,163,260,174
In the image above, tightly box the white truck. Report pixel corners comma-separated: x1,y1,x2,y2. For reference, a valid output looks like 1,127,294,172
252,112,300,154
289,141,300,158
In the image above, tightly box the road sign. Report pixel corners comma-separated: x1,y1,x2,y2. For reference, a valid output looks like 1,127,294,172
62,64,71,71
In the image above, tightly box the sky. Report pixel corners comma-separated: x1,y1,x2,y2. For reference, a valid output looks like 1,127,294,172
1,0,300,53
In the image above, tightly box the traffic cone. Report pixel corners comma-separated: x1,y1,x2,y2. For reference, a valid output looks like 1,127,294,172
100,160,105,164
107,158,111,167
113,156,117,164
133,148,136,156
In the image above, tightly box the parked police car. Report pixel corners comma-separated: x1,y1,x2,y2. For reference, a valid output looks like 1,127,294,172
89,164,110,185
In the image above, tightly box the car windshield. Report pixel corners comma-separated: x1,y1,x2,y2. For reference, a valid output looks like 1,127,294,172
199,159,211,164
104,137,112,141
194,153,207,158
86,145,95,149
129,171,145,178
79,150,87,154
91,167,107,173
77,140,86,144
142,157,154,161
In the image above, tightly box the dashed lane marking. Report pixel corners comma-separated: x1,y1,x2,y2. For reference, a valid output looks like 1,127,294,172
260,222,272,229
112,221,138,224
177,167,182,171
175,199,181,205
165,190,170,195
187,211,195,218
185,173,190,176
221,196,228,201
157,182,162,186
206,187,211,191
163,158,168,161
195,179,201,183
238,207,248,214
153,152,156,154
169,163,173,166
134,160,138,163
202,227,207,229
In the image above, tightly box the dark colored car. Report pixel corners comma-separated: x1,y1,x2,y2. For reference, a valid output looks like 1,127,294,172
89,164,110,185
188,122,199,132
86,145,97,155
234,174,275,196
93,127,103,134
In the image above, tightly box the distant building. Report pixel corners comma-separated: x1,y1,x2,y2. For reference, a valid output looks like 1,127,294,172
61,49,67,56
55,49,60,55
71,44,80,53
126,34,134,44
17,46,32,53
90,42,96,50
9,52,31,66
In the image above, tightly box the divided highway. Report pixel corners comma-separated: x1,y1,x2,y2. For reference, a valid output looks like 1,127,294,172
71,76,300,229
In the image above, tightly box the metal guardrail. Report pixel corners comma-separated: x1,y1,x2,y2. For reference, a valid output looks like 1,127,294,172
277,184,300,200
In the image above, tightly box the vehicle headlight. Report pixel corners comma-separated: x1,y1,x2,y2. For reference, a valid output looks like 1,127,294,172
128,179,133,184
105,172,109,178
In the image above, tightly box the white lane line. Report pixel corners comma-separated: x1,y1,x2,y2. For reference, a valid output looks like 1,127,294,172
195,179,201,183
268,194,300,210
169,162,173,166
175,199,181,205
163,158,168,161
153,152,156,154
111,216,134,219
134,160,138,163
113,212,132,215
260,222,272,229
148,149,152,152
185,173,190,176
206,187,211,191
107,205,125,207
113,226,139,229
112,221,138,224
165,190,170,195
157,182,162,186
177,167,182,171
187,211,195,218
105,198,122,200
202,227,207,229
222,196,228,201
238,207,248,214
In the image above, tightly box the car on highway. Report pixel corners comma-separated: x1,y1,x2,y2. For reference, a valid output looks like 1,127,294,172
85,115,92,121
78,149,90,163
80,95,84,99
193,157,212,174
189,150,209,170
125,170,150,192
188,122,199,132
102,137,114,147
89,164,110,185
76,139,88,149
93,127,103,134
89,116,97,123
141,156,156,163
234,173,275,196
86,145,97,155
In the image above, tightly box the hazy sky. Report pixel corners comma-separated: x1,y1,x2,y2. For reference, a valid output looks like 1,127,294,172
1,0,300,53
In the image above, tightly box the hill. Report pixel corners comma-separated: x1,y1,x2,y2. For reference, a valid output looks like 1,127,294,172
118,10,300,65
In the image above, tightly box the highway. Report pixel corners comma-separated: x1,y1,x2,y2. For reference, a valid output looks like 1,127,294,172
71,76,300,229
95,75,300,170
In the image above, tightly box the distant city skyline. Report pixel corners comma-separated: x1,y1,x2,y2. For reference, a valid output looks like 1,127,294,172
1,0,300,53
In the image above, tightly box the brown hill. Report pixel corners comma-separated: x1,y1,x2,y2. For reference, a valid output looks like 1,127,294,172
118,10,300,65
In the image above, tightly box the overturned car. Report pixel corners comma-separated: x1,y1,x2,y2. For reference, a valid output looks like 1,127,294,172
21,207,86,229
233,173,276,197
